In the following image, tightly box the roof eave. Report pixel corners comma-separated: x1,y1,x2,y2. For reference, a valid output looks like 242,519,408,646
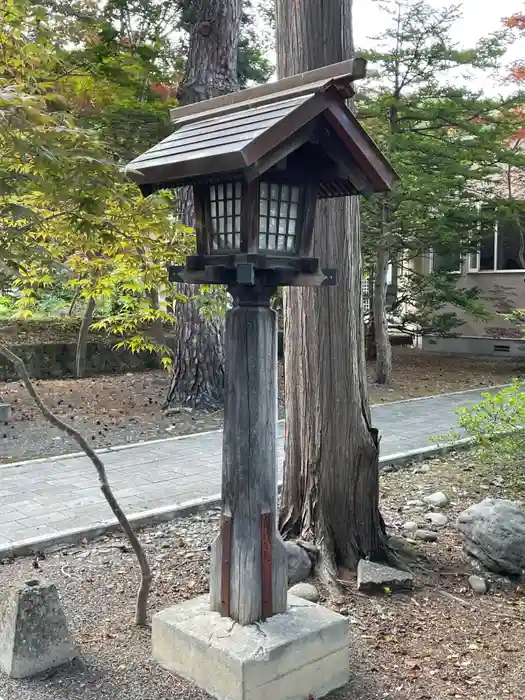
125,151,248,189
323,100,398,193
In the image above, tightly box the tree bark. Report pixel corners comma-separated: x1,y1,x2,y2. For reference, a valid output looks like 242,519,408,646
166,0,242,408
365,320,376,360
276,0,388,578
147,288,167,348
76,296,95,379
373,243,392,384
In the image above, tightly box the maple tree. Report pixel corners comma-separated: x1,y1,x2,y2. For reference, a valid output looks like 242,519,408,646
1,0,192,376
504,9,525,82
4,0,272,388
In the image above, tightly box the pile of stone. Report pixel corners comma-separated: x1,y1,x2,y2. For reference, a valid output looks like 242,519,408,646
400,490,450,543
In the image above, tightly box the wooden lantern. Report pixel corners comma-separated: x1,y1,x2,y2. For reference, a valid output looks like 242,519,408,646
126,57,397,290
126,59,398,626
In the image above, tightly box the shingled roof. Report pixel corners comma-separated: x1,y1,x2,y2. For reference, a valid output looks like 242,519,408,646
126,59,397,198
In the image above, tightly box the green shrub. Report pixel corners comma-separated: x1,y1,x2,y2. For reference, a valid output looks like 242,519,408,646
456,380,525,468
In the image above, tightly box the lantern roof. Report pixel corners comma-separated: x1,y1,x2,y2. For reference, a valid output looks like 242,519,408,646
126,58,397,198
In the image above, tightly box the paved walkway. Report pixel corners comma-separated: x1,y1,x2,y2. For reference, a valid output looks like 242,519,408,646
0,387,498,549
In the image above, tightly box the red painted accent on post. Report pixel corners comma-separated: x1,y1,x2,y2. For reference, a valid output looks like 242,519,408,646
220,516,232,617
261,512,273,619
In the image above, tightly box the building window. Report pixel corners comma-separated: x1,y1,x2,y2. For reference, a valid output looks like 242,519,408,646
470,208,525,272
467,250,479,272
496,217,525,270
431,248,461,273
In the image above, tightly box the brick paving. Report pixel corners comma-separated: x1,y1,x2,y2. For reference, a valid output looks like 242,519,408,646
0,388,497,547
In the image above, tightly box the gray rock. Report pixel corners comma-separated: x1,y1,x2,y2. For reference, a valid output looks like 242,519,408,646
387,536,418,558
406,500,425,507
468,575,488,594
414,529,438,542
295,540,318,556
285,541,313,584
424,491,449,507
381,464,398,473
457,498,525,575
0,579,76,678
425,512,448,527
402,521,418,534
0,403,11,422
414,464,430,474
288,582,320,603
357,560,414,593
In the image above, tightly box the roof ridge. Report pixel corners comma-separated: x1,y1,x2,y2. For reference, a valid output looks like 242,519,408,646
170,58,367,127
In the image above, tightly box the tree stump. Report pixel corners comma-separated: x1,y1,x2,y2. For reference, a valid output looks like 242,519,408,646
209,297,288,625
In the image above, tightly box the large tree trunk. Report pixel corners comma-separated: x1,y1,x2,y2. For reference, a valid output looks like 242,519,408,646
276,0,388,579
166,0,242,408
373,243,392,384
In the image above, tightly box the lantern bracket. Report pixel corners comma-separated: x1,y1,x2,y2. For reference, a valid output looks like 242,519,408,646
185,254,319,273
236,263,256,286
168,262,336,288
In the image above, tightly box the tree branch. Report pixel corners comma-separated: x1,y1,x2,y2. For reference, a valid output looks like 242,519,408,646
0,343,152,627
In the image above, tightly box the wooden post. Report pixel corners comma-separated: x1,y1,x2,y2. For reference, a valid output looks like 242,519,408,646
210,290,288,625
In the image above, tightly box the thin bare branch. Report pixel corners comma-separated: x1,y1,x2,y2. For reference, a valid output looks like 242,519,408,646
0,343,152,627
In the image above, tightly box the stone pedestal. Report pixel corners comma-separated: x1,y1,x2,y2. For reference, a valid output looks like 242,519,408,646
152,594,349,700
0,403,11,422
0,579,76,678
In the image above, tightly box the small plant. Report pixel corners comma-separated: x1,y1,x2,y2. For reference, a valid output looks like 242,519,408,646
0,295,15,319
455,380,525,475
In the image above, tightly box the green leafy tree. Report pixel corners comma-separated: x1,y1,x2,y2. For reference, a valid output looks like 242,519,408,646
237,0,274,87
41,0,272,390
41,0,180,159
358,0,525,384
1,0,191,377
4,0,273,384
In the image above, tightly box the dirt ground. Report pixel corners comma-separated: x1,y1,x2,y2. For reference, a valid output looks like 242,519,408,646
0,449,524,700
1,347,523,463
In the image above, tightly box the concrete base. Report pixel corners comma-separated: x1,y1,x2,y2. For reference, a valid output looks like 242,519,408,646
0,579,76,678
152,594,349,700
